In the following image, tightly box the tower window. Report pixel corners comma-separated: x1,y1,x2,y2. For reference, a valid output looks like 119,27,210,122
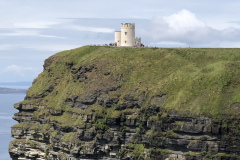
125,32,127,35
125,41,127,43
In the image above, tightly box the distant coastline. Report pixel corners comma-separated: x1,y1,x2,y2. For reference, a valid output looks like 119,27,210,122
0,81,31,86
0,87,27,94
0,81,31,90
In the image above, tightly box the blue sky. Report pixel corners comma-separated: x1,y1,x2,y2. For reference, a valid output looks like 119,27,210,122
1,0,240,83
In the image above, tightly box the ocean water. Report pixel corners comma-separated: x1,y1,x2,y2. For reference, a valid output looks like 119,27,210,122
0,94,26,160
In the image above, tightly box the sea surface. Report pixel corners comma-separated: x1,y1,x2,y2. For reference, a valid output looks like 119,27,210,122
0,93,26,160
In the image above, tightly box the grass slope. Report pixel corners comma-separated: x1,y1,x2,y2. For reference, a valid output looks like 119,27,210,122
23,46,240,117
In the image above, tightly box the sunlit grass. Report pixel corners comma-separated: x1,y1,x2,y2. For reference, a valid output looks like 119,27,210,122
21,46,240,117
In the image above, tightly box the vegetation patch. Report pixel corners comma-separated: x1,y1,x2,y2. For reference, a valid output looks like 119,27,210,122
50,130,58,138
33,109,50,120
42,124,51,134
9,139,26,145
185,152,198,156
162,130,178,138
12,123,30,130
49,113,84,128
127,143,145,160
95,118,108,131
146,126,157,138
29,123,41,131
26,140,40,148
149,148,172,159
61,132,78,143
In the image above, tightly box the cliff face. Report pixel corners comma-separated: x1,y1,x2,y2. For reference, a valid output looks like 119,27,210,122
9,46,240,160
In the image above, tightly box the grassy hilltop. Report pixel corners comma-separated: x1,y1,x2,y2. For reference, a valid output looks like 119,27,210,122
23,46,240,118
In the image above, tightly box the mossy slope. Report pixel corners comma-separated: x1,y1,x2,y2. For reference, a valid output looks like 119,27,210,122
23,46,240,117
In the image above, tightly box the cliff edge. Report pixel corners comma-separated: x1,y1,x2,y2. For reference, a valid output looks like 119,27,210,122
9,46,240,159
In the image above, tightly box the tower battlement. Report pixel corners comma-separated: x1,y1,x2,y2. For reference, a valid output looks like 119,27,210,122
121,23,135,29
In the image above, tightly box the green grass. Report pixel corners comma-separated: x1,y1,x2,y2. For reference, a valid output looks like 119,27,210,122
50,130,58,138
49,112,84,128
95,118,108,131
127,143,145,160
162,130,178,138
33,109,50,120
19,46,240,118
9,139,25,145
146,126,157,138
61,132,78,143
12,123,30,130
215,153,231,157
29,123,41,131
42,124,51,133
185,152,198,156
26,140,40,148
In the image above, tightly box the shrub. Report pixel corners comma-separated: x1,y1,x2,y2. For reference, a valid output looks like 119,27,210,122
95,118,108,131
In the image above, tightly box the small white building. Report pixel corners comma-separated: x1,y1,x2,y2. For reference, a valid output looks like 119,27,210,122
114,23,142,47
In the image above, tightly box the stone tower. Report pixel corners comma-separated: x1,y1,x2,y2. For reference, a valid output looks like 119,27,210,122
114,23,137,47
120,23,135,47
114,31,121,46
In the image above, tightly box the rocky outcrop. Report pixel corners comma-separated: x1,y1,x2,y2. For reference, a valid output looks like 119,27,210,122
9,46,240,160
9,102,240,159
9,98,240,159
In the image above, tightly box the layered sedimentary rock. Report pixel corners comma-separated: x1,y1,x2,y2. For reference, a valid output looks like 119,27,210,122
9,46,240,159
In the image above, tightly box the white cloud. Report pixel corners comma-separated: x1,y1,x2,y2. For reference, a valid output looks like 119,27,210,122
23,44,81,52
2,65,40,77
164,9,205,32
0,30,65,38
14,21,58,29
0,44,13,50
0,30,39,36
70,25,114,33
39,35,66,39
142,9,240,47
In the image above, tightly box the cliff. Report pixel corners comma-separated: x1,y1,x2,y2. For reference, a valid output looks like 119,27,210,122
9,46,240,160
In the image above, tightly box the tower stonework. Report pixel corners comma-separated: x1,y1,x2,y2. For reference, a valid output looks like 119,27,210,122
114,31,121,46
120,23,135,47
114,23,141,47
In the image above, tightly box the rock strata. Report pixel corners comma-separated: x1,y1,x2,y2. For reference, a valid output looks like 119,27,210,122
9,102,240,159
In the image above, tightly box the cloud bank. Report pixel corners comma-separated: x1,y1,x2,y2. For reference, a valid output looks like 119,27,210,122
70,25,114,33
2,65,40,77
143,9,240,47
0,65,42,82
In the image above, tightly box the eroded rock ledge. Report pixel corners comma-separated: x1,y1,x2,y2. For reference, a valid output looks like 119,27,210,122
9,101,240,160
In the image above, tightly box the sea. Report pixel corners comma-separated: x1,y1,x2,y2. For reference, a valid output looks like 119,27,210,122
0,85,28,160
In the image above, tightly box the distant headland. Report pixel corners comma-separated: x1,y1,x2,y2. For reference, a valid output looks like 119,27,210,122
0,87,27,94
